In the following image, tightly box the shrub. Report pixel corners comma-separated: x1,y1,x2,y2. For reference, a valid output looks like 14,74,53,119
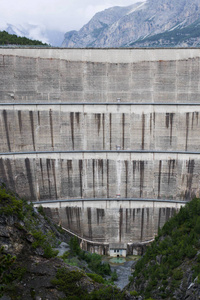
61,251,70,260
64,257,79,267
0,188,23,219
43,245,58,259
185,245,197,259
31,230,58,258
37,205,45,216
111,270,118,281
86,273,105,284
69,237,81,255
51,268,86,298
192,263,200,279
79,251,111,277
87,286,126,300
0,247,27,297
0,247,16,285
197,274,200,284
130,290,138,296
32,230,46,249
173,269,183,280
197,254,200,263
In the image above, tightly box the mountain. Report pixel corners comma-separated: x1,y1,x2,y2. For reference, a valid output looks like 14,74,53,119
62,3,140,48
0,22,64,46
62,0,200,48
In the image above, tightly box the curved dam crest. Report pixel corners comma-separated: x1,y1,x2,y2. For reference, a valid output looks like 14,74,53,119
0,48,199,254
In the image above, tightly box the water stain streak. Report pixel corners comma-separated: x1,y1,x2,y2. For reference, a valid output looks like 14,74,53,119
18,111,22,133
40,158,44,188
79,160,83,198
92,159,95,198
142,113,145,150
46,159,52,199
25,158,35,199
185,113,189,151
0,158,8,185
107,160,109,198
168,159,175,185
70,112,74,150
52,160,58,199
140,161,144,198
49,109,54,150
29,111,36,151
119,208,123,242
125,161,128,198
102,113,105,149
109,113,112,150
122,113,125,149
140,208,144,241
6,159,15,192
158,160,162,199
87,207,92,239
3,110,11,152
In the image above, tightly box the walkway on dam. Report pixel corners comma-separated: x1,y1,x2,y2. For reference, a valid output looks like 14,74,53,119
2,102,200,105
32,197,187,204
2,150,200,155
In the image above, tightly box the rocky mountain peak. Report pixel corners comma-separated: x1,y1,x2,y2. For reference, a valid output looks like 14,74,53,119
62,0,200,48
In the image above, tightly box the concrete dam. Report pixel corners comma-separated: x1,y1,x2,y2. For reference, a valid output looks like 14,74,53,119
0,48,200,254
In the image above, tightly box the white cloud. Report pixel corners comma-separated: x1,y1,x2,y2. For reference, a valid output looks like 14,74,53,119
28,27,49,44
0,0,144,33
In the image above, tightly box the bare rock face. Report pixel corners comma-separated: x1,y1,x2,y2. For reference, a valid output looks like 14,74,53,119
62,0,200,48
62,4,136,47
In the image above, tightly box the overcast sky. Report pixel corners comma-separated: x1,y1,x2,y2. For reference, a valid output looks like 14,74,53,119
0,0,143,33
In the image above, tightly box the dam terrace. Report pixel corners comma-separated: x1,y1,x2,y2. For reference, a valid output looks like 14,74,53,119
0,48,199,255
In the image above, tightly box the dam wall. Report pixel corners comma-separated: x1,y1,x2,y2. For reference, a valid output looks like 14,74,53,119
1,48,200,252
0,104,200,153
33,199,183,254
0,152,199,202
1,48,200,103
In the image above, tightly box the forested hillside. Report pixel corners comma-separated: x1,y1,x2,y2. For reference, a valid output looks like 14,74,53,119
0,30,48,46
128,198,200,299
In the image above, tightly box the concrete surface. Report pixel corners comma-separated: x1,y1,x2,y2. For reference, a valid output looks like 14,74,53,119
0,48,199,249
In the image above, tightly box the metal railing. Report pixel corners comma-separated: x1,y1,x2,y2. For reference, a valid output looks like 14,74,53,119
1,150,200,155
32,197,188,205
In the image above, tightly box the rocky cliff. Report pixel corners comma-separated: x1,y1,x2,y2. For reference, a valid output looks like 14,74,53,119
0,185,129,299
62,0,200,48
